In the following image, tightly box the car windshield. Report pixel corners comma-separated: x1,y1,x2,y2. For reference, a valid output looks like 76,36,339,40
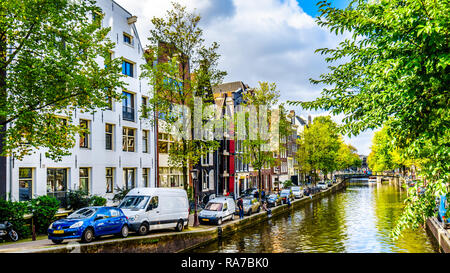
119,196,150,210
280,190,289,195
292,188,300,192
243,199,252,205
268,194,277,199
205,202,223,211
67,208,97,219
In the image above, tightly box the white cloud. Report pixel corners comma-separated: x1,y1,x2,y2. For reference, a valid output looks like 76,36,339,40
114,0,374,155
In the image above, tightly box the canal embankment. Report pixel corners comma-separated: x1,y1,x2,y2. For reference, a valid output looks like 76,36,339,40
8,180,346,253
426,217,450,253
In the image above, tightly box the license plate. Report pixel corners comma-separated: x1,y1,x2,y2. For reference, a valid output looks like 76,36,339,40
53,230,64,234
202,218,209,221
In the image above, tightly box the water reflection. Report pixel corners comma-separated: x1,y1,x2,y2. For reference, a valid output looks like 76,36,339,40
191,182,437,253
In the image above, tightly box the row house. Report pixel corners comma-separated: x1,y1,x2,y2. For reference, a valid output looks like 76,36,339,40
3,0,156,205
293,115,308,183
212,81,250,198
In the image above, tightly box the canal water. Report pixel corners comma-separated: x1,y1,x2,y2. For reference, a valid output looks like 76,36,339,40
191,180,437,253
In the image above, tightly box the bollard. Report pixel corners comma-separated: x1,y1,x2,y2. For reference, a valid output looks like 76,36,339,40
32,218,36,241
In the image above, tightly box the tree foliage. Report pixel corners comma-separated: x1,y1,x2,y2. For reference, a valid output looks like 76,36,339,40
296,116,352,181
0,0,125,160
141,2,226,190
289,0,449,237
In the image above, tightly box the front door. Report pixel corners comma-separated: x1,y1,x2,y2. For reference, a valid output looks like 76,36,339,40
147,196,160,230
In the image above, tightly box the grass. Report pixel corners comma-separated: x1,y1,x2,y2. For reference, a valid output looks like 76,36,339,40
0,234,48,246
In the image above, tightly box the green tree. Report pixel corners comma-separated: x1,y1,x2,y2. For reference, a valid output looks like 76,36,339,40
241,81,280,201
337,143,361,171
0,0,125,166
289,0,449,237
296,116,341,183
141,2,226,191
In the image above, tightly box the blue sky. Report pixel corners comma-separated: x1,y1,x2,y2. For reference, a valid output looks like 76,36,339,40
116,0,374,155
296,0,350,17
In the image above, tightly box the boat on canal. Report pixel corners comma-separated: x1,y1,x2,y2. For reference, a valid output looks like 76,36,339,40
368,176,377,183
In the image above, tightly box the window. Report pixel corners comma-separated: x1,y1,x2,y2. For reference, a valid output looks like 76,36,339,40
19,168,33,201
158,133,172,154
122,60,134,77
123,33,133,45
47,168,68,207
122,127,136,152
141,96,148,118
142,168,149,187
142,130,149,153
203,170,208,190
105,124,114,150
110,208,120,217
122,91,135,121
149,196,158,209
79,120,90,148
79,168,90,193
106,167,114,193
123,168,135,190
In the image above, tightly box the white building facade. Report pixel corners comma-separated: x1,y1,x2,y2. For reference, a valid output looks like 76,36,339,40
5,0,156,205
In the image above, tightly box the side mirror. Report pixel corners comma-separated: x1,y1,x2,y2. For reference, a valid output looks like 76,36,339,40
95,215,104,221
146,204,153,211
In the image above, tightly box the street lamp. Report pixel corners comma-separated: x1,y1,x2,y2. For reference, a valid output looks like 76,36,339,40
190,169,199,227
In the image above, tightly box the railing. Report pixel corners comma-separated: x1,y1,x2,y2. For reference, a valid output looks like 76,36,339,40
122,106,135,121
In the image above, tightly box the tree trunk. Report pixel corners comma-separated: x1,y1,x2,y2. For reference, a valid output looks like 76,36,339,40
182,140,188,192
0,32,7,199
258,168,262,202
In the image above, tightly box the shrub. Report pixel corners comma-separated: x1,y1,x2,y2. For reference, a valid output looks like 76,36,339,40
112,187,130,203
90,195,107,206
67,190,90,211
283,180,293,188
0,199,30,238
30,196,60,234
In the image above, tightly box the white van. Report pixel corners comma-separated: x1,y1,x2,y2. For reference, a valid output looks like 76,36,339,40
198,196,236,225
118,188,189,235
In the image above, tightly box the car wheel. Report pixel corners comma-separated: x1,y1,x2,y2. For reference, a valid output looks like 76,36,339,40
257,206,260,213
81,227,94,243
138,223,149,236
217,218,222,226
231,213,235,221
175,220,184,232
52,239,64,244
120,225,129,238
248,210,252,216
8,229,19,242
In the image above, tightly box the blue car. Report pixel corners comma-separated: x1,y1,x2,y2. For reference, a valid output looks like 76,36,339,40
48,206,129,244
437,195,449,228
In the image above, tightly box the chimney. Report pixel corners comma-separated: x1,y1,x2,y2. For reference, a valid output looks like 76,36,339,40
308,115,312,125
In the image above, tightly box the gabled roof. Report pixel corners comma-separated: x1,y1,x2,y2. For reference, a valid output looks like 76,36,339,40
212,81,246,94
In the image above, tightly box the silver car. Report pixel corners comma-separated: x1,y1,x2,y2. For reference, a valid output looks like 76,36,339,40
291,186,303,199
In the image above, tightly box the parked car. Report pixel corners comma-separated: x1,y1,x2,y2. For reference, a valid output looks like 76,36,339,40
317,181,328,190
119,187,189,235
291,186,303,199
437,195,450,228
244,188,258,196
326,180,332,187
239,197,261,216
48,206,129,244
266,194,282,207
199,197,236,225
280,189,294,204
